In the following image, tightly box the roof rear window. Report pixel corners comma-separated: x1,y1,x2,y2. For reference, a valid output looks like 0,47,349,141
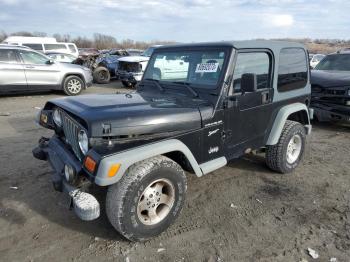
278,48,308,92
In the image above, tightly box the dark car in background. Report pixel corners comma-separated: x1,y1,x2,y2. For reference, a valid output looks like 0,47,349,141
116,45,162,87
310,50,350,121
93,49,129,83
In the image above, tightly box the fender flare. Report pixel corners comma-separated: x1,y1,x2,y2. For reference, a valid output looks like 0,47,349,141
94,139,204,186
266,102,310,145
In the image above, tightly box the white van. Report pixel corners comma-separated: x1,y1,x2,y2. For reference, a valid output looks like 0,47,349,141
2,36,79,57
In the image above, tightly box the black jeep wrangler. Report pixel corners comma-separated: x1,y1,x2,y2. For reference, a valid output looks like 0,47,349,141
33,41,312,241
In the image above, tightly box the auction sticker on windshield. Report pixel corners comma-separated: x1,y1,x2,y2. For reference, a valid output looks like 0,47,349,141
195,63,219,73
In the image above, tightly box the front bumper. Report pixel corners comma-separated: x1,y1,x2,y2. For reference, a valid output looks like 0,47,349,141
32,136,100,221
116,71,143,83
311,103,350,122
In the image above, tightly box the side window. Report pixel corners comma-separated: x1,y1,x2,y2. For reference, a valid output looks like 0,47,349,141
19,50,48,65
22,43,43,51
68,44,77,53
44,44,67,51
278,48,308,92
232,52,271,93
0,49,18,63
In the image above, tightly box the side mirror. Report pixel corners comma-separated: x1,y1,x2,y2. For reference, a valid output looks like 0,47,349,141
46,59,54,65
241,73,257,94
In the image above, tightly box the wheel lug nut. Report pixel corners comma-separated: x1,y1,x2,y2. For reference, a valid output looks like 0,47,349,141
149,194,153,198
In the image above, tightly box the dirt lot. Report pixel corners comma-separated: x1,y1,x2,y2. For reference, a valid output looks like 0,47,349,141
0,82,349,262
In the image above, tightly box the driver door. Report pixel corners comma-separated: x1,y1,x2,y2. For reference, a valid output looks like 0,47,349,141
224,50,274,158
18,50,61,89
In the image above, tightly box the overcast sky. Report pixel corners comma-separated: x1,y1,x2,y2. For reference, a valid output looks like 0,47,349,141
0,0,349,41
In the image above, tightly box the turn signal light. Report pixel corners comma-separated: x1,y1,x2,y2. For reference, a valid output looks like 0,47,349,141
108,163,121,177
40,113,48,124
84,156,96,173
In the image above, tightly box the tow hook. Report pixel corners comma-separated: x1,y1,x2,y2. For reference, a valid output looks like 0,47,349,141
32,137,50,161
38,136,50,147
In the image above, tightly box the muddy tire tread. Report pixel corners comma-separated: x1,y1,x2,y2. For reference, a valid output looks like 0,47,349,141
266,120,305,174
106,155,186,241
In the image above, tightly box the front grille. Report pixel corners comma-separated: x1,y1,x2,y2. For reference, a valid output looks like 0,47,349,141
60,110,83,161
118,61,142,73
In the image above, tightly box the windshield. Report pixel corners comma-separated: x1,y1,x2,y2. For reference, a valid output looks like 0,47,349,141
143,49,228,89
315,54,350,71
142,47,156,57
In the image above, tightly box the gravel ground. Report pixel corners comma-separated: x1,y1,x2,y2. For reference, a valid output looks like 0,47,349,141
0,82,349,262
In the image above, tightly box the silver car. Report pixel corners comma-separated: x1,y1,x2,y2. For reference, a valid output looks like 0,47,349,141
0,45,92,96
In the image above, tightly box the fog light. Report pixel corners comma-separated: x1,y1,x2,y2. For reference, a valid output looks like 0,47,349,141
64,164,76,183
346,100,350,106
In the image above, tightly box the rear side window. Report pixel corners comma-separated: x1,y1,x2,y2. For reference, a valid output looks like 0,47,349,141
0,49,18,63
278,48,308,92
23,43,43,51
68,44,77,53
232,52,271,92
44,44,67,51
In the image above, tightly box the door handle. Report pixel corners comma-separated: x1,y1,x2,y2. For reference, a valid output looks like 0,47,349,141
261,91,270,104
25,66,35,69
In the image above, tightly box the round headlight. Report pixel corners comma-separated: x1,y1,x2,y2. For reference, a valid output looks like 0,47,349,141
78,129,89,155
53,109,62,127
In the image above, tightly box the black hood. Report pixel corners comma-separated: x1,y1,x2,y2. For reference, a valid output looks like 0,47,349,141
48,92,212,137
311,70,350,88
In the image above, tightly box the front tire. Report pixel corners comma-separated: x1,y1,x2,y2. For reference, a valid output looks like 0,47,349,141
106,156,187,242
63,76,84,96
266,120,306,174
93,66,111,84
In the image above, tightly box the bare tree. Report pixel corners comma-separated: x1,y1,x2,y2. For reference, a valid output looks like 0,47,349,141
4,30,348,54
73,36,93,48
10,31,34,36
93,33,118,49
33,31,47,37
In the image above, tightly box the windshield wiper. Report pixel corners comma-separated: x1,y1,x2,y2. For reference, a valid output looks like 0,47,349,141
143,78,164,92
171,81,199,98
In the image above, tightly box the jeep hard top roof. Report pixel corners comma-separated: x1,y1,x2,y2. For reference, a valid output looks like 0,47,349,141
155,40,305,52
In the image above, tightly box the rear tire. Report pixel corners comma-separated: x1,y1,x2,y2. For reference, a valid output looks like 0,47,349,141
93,66,110,84
106,156,187,242
266,120,306,174
63,76,84,96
